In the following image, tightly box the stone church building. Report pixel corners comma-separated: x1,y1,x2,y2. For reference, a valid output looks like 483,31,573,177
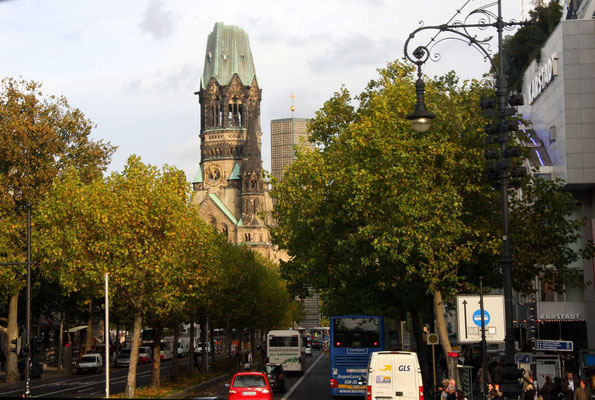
191,22,284,263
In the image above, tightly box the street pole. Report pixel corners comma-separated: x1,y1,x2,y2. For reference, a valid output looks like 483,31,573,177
105,273,110,399
25,202,32,398
403,1,527,397
480,277,489,400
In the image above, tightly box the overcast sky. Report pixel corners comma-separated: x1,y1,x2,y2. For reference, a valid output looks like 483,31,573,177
0,0,521,181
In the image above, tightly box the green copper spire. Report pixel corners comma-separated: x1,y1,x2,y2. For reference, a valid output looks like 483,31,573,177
201,22,257,89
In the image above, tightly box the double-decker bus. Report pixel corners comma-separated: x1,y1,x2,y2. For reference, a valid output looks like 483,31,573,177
329,315,384,397
267,330,306,373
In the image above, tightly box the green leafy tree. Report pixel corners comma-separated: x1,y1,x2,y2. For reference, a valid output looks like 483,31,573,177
271,62,501,379
36,156,196,398
496,0,562,93
0,78,115,383
510,175,595,295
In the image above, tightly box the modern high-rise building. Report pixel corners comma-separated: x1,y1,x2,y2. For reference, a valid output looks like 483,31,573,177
271,117,313,181
191,22,285,263
271,111,319,328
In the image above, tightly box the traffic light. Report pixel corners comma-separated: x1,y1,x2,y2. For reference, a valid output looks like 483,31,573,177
526,307,535,340
10,338,19,354
481,94,528,188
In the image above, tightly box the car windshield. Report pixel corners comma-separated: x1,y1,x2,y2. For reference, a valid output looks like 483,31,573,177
233,375,266,388
80,356,96,362
119,350,131,358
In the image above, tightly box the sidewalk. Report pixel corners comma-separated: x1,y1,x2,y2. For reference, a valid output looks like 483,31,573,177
0,365,68,388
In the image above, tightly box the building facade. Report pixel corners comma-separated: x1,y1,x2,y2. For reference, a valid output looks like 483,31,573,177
518,12,595,349
270,116,319,327
191,22,284,263
271,118,312,181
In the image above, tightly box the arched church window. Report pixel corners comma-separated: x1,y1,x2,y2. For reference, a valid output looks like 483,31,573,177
251,179,257,189
209,216,217,227
222,224,228,238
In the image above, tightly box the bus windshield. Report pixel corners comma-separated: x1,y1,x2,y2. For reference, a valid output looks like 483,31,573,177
332,317,380,348
268,335,299,347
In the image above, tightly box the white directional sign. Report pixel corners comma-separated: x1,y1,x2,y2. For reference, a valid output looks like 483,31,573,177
456,295,505,343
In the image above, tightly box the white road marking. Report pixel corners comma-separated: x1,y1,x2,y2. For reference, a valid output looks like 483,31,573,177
280,351,325,400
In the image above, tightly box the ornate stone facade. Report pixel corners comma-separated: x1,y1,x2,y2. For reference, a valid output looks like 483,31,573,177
192,22,285,263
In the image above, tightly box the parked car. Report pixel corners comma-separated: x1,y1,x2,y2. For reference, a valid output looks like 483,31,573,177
115,348,132,367
256,363,286,392
76,353,103,374
226,372,272,400
138,346,152,364
304,345,313,356
195,342,212,355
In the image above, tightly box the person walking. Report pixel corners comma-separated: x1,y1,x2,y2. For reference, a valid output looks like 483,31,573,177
541,376,556,400
562,371,577,400
522,371,536,400
572,379,591,400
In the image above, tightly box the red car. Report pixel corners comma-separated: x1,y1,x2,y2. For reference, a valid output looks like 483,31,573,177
227,372,272,400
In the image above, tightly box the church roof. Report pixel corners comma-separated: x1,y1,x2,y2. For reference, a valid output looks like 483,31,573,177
208,193,242,227
228,163,241,180
201,22,257,89
192,166,203,183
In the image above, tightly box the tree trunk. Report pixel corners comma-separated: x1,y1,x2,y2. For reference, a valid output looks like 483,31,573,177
171,325,179,382
124,308,142,398
85,300,93,352
210,324,216,368
150,325,162,388
5,293,19,383
189,321,195,376
434,289,458,384
201,317,208,372
250,330,256,367
224,322,231,358
411,306,432,392
58,318,64,370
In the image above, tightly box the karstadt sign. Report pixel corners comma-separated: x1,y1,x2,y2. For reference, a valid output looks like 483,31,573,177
527,52,558,104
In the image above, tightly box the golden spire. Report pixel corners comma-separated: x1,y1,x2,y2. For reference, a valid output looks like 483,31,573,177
290,93,296,117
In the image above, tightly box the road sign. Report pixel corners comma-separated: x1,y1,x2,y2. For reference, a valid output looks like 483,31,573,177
536,339,574,352
427,333,439,345
456,295,505,343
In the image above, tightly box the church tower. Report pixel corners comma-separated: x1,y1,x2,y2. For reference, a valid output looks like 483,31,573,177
192,22,281,261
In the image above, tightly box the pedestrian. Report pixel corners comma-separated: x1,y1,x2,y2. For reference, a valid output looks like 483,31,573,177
446,385,457,400
562,371,577,400
541,376,556,400
439,378,451,400
572,379,591,400
489,388,504,400
456,389,467,400
492,361,504,392
522,371,536,400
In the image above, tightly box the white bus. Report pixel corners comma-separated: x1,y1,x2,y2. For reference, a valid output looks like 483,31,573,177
267,330,306,373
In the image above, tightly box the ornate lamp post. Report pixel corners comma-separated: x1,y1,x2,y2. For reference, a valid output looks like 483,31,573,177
403,2,526,398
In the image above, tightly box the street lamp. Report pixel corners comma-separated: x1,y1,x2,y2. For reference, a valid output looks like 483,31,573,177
403,2,527,399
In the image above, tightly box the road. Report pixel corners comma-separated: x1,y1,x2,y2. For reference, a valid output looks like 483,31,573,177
0,358,192,398
190,349,339,400
0,350,339,399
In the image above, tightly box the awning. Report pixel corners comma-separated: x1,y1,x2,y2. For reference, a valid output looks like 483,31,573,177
65,325,88,333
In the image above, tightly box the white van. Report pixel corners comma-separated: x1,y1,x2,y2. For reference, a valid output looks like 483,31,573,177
362,351,424,400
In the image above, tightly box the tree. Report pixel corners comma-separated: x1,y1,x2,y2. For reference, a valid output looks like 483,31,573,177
272,62,502,379
271,59,595,385
496,0,563,93
0,78,115,383
36,156,197,398
510,174,595,295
